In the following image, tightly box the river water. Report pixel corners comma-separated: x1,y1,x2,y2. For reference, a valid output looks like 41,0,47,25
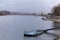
0,15,54,40
24,16,60,40
0,15,60,40
0,15,24,40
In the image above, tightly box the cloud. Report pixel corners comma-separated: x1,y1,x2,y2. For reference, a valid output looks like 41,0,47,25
0,0,60,12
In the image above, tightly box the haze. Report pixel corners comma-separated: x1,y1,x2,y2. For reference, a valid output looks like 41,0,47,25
0,0,60,13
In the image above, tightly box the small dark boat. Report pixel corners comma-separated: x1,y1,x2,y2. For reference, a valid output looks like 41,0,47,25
24,30,45,37
24,27,60,37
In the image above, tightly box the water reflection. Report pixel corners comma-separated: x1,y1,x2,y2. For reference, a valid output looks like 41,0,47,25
54,21,60,27
52,21,60,37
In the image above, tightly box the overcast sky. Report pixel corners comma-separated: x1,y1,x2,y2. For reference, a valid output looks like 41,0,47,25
0,0,60,13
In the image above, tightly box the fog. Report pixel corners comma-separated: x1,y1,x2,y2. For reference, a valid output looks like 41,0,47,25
0,0,60,13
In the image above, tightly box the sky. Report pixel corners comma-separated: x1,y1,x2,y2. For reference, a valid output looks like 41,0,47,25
0,0,60,13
